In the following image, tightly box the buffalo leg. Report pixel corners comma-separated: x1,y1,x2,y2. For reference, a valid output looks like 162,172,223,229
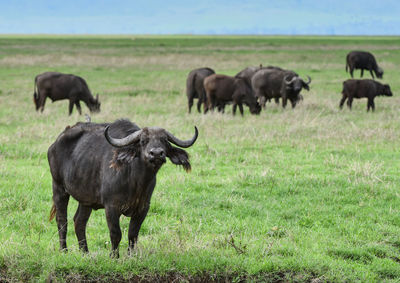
238,103,244,116
367,98,375,112
350,68,354,78
339,95,347,109
68,100,74,115
188,97,193,113
274,97,279,104
232,104,237,115
360,69,364,78
128,206,150,255
259,96,267,109
105,207,122,258
290,98,296,108
39,96,47,113
52,182,70,251
197,96,203,113
75,101,82,115
347,97,353,110
370,70,375,79
282,97,288,108
73,204,92,252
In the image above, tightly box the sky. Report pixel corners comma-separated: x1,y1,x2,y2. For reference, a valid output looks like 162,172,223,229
1,0,399,35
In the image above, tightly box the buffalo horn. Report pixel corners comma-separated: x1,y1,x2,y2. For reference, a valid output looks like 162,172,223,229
104,126,143,148
304,75,312,85
165,126,198,148
284,75,297,85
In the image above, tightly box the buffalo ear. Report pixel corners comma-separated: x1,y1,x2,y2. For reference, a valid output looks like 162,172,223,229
167,145,191,172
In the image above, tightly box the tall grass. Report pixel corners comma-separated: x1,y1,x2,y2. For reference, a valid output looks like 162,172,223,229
0,36,399,282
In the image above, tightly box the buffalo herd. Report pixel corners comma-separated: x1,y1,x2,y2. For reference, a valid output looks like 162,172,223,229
28,49,392,256
186,50,392,114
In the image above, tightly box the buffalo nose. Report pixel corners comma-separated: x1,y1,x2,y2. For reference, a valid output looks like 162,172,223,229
149,148,165,159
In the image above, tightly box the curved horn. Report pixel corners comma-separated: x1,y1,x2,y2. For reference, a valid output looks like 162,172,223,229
303,75,311,85
104,125,142,148
284,75,297,85
165,126,198,148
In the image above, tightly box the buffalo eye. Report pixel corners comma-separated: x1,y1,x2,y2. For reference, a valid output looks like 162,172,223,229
140,137,149,146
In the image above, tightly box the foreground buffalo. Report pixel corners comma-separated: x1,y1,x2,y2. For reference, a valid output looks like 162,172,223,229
34,72,100,115
48,119,198,257
251,68,311,109
340,79,392,111
203,74,261,116
346,51,383,79
186,67,215,113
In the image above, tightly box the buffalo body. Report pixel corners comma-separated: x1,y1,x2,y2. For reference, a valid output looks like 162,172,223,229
340,79,392,111
33,72,100,115
48,119,198,257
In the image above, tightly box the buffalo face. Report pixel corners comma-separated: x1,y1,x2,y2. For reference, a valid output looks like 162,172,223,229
105,125,198,172
249,102,262,115
376,67,384,79
88,94,101,113
383,84,393,97
285,75,311,94
140,129,168,170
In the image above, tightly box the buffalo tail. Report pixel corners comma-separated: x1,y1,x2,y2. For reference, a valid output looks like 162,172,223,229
49,203,56,221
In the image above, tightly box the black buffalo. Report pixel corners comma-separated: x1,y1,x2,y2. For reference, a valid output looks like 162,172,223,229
235,65,282,86
346,51,383,79
340,79,392,111
203,74,261,116
251,68,311,109
186,67,215,113
236,65,283,104
33,72,100,115
48,119,198,257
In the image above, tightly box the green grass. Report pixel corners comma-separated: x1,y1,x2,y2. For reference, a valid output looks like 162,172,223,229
0,35,400,282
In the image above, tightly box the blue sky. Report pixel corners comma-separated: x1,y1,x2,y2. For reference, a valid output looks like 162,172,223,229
1,0,399,35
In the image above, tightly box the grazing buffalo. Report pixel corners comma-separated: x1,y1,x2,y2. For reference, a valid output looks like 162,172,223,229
33,72,100,115
340,79,392,111
203,74,261,116
346,51,383,79
48,119,198,257
186,67,215,113
251,68,311,109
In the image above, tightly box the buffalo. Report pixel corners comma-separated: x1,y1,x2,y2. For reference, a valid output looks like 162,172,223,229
203,74,261,116
186,67,215,113
340,79,392,111
346,51,383,79
33,72,100,115
251,68,311,109
48,119,198,257
235,65,283,86
236,65,282,104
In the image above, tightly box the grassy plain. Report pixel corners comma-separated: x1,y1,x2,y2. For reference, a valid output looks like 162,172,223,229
0,35,399,282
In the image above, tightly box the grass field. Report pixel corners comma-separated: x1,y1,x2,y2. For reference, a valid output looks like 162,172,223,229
0,35,400,282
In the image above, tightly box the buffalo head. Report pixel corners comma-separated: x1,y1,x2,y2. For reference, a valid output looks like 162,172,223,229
88,94,101,113
284,75,311,93
248,102,261,114
376,67,384,79
383,84,393,97
105,125,198,171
